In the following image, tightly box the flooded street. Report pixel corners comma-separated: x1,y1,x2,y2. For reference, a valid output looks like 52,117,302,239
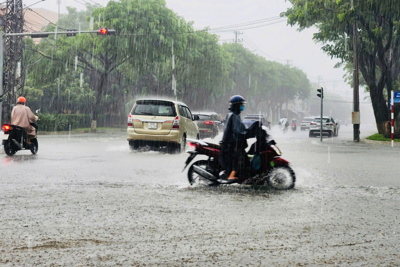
1,125,399,265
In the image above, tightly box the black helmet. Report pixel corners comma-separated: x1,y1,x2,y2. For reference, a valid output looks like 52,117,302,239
229,95,246,105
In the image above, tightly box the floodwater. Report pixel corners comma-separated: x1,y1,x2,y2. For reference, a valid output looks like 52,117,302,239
1,125,399,265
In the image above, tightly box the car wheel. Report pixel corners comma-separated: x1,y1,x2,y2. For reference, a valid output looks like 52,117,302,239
213,128,219,139
129,140,139,150
309,131,314,138
174,135,186,153
329,131,333,138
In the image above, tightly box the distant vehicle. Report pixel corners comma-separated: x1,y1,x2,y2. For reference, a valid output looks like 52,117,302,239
2,123,39,156
300,117,315,131
192,112,223,139
127,98,199,152
243,114,271,130
291,118,297,131
278,118,289,132
309,116,340,138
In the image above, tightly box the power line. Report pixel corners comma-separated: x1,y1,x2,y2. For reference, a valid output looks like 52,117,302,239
209,18,286,33
242,33,286,62
208,16,282,31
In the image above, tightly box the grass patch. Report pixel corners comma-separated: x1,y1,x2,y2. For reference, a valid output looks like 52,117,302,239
366,133,400,142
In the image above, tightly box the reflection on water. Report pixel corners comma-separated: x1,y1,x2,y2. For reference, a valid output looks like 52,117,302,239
1,154,38,164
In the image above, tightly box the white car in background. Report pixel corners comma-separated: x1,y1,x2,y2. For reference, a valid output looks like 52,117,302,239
300,116,315,131
309,116,340,137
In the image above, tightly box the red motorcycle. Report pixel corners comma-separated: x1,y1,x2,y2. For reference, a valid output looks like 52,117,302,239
183,124,295,190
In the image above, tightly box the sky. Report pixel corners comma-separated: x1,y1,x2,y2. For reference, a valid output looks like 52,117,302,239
25,0,352,99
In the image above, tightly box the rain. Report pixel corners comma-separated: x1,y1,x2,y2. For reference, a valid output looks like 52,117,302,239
0,0,399,265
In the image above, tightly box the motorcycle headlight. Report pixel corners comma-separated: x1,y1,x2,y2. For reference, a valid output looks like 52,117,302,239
270,145,282,156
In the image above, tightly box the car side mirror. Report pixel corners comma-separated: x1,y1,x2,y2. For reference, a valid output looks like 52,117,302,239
193,114,200,121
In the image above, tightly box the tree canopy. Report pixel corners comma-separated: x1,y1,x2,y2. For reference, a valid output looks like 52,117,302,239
23,0,312,130
283,0,400,136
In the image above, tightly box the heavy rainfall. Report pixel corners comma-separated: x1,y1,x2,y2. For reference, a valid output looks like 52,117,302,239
0,0,399,265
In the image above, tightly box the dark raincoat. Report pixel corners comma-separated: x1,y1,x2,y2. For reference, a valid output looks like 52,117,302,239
219,108,248,176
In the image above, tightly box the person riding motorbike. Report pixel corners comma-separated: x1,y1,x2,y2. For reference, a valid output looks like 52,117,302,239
219,95,250,183
279,117,289,131
11,96,39,145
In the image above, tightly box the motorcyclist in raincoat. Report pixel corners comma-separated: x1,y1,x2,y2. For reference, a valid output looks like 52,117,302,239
219,95,249,183
11,96,39,143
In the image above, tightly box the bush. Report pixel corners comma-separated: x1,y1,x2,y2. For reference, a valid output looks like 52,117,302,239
37,113,124,132
37,114,91,131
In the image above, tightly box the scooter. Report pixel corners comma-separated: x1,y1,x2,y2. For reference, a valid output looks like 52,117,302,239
183,122,295,190
291,119,297,131
2,123,38,156
291,122,297,131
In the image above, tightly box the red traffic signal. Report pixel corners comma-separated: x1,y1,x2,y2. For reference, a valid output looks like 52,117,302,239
97,28,116,36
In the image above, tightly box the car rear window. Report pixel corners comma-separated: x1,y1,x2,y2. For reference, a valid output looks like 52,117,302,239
314,118,330,123
303,118,314,122
132,101,177,117
198,115,211,120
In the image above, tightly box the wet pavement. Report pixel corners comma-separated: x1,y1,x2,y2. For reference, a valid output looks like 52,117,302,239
1,125,399,265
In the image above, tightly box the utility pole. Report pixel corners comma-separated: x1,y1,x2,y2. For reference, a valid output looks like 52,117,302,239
234,31,243,43
317,87,324,142
352,13,360,142
1,0,24,124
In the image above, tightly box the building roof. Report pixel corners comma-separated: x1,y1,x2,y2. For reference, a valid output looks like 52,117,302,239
24,8,59,33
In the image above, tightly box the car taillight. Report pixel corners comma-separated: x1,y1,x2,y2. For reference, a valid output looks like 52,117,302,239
2,124,11,132
204,121,214,125
127,114,133,127
326,123,334,126
310,122,317,125
172,116,179,129
292,123,295,126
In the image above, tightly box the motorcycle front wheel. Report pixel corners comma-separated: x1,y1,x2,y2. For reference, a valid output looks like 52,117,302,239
3,141,16,156
187,160,218,186
30,139,38,155
266,165,296,190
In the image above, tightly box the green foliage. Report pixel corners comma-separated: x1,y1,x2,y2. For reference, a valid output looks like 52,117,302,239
24,0,313,130
282,0,400,130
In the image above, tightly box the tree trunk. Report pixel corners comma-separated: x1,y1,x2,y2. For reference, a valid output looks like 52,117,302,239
91,73,106,132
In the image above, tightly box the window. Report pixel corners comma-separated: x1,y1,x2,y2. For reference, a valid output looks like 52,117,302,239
133,100,176,117
184,107,193,120
198,114,211,121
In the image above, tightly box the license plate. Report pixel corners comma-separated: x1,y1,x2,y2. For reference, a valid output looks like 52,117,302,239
148,122,157,129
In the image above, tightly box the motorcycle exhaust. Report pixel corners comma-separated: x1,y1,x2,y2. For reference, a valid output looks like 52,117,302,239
11,139,22,149
192,165,217,181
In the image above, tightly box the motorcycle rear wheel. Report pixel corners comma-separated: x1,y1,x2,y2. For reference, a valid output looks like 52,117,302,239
3,141,16,156
187,160,218,186
266,165,295,190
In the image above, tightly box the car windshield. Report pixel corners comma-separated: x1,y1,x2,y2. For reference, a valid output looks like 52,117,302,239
132,101,176,117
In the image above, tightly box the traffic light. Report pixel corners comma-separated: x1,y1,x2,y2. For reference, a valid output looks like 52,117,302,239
31,32,49,38
97,28,116,36
317,87,324,98
67,29,77,37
